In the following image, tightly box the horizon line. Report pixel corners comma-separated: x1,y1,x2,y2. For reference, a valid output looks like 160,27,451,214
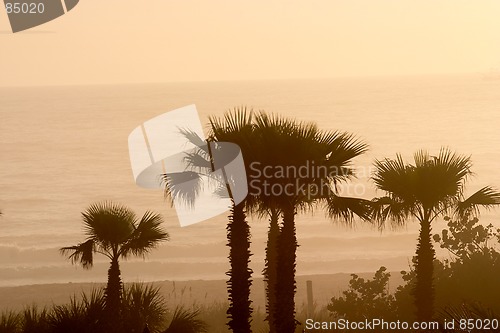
0,71,489,89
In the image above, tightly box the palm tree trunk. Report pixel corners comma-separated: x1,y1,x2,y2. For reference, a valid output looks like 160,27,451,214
226,201,253,333
264,209,280,333
414,219,435,321
275,203,297,333
105,257,123,331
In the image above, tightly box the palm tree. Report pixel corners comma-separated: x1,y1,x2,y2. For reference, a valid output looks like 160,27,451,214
262,207,280,333
60,202,169,330
208,109,255,333
163,109,256,333
168,110,369,333
371,149,500,321
251,113,369,333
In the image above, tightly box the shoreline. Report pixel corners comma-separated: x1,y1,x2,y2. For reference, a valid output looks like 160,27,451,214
0,272,404,312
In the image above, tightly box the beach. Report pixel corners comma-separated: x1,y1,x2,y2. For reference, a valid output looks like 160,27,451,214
0,272,405,312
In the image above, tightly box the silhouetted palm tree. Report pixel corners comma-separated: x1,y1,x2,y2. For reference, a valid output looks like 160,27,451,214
168,110,369,333
252,113,369,333
163,109,256,333
371,149,500,321
60,202,169,331
209,109,255,333
262,208,280,333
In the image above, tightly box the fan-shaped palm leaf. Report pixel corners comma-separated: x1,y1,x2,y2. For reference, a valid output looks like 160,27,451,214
163,306,208,333
326,194,372,224
82,202,136,250
456,186,500,219
370,196,415,227
60,239,96,269
120,211,169,258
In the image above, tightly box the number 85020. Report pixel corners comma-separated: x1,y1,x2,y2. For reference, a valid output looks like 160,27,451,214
5,2,45,14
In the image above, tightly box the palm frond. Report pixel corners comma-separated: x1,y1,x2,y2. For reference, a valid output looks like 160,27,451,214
81,202,136,249
178,129,213,171
456,186,500,219
372,148,477,224
163,306,208,333
178,128,207,150
162,171,203,208
325,195,372,224
183,150,213,172
413,149,430,168
437,302,499,332
209,107,254,142
370,196,413,228
122,283,167,332
0,310,20,331
120,211,169,258
372,154,414,202
60,239,95,269
435,148,472,183
415,148,472,205
22,305,49,333
322,131,369,174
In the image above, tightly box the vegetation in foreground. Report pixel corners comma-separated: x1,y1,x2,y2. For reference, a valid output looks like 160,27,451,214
168,109,371,333
0,283,208,333
328,216,500,332
2,215,499,333
2,109,500,333
60,202,169,332
370,149,500,322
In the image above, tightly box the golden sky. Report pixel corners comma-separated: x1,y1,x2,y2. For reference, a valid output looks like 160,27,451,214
1,0,500,86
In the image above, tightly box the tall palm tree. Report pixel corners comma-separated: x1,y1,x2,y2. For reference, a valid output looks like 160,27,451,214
164,109,256,333
168,110,370,333
209,109,255,333
252,113,370,333
60,202,169,330
371,149,500,321
262,207,280,333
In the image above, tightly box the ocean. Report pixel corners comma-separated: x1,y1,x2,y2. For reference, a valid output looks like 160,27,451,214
1,75,499,286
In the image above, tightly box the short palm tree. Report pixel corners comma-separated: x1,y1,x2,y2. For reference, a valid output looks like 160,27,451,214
371,148,500,321
60,202,169,330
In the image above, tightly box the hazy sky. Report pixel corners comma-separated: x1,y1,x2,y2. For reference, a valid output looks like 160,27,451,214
1,0,500,86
